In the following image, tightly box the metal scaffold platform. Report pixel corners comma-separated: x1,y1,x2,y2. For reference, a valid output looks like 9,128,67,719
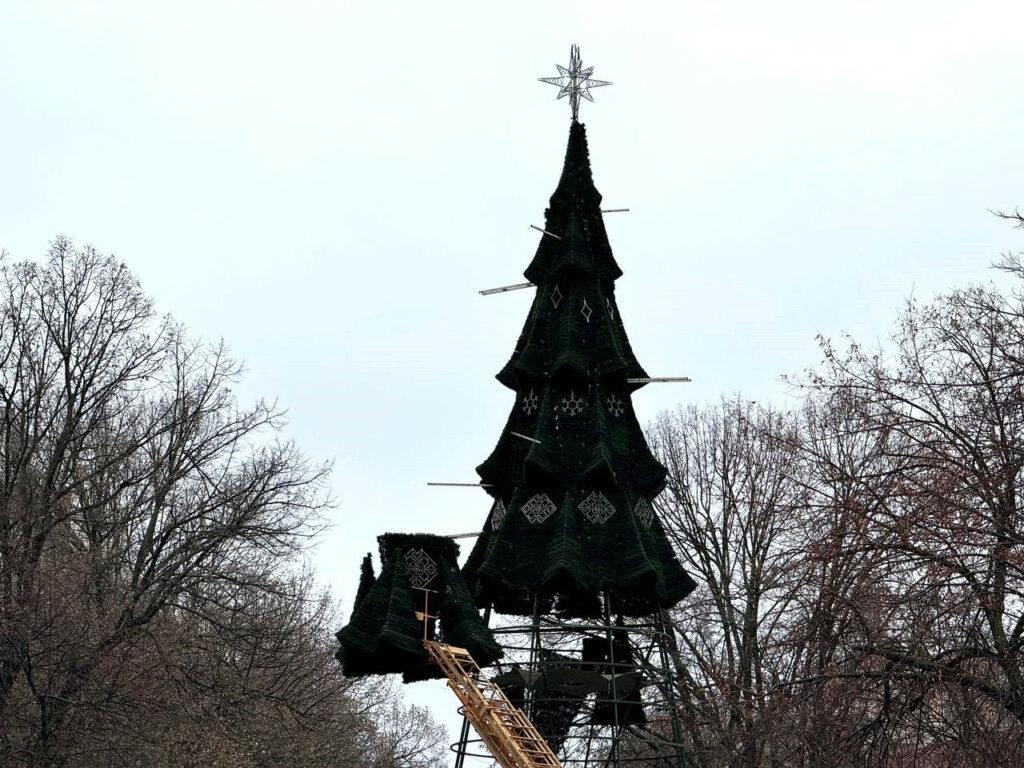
447,609,689,767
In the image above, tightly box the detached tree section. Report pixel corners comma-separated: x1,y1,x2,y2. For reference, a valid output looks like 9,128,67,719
336,533,502,683
464,122,696,617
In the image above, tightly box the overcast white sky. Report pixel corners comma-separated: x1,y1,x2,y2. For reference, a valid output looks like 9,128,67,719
2,0,1023,755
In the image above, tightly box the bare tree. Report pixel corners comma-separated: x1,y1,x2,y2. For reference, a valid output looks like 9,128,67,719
780,392,923,767
651,278,1024,766
0,239,446,767
798,275,1024,734
649,398,808,768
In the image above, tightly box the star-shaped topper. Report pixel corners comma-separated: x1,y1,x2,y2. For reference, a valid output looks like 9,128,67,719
538,44,611,121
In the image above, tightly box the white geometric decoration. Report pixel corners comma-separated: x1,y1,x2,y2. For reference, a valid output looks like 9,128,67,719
490,499,507,529
606,296,615,319
551,285,563,308
522,389,539,415
404,548,439,588
606,393,624,417
538,44,612,121
580,491,615,524
560,390,585,416
581,298,593,323
521,493,557,524
634,498,654,528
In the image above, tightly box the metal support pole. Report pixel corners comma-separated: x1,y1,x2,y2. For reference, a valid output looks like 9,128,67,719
453,717,471,768
527,593,541,721
603,593,621,768
453,605,491,768
656,610,688,768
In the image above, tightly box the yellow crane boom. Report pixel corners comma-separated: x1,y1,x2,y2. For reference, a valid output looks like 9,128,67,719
423,640,562,768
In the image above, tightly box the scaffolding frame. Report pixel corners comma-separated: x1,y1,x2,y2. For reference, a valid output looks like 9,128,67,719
450,595,688,767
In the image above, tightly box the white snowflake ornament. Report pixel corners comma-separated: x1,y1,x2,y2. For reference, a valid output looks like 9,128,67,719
560,391,585,416
606,394,624,417
522,390,539,415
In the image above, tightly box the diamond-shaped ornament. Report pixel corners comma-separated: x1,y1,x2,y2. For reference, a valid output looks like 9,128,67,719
551,285,563,308
404,548,439,589
521,493,556,524
580,491,615,524
634,498,654,528
581,298,593,323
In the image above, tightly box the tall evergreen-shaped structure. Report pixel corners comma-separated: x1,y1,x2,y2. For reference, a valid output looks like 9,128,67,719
453,47,695,768
463,121,696,618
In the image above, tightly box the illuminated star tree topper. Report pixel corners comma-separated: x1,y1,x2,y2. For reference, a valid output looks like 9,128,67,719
538,44,611,121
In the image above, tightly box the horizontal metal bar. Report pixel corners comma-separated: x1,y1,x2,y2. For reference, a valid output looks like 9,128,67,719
529,224,562,240
479,282,535,296
445,531,483,539
509,430,541,444
627,376,693,383
601,208,629,213
427,482,493,487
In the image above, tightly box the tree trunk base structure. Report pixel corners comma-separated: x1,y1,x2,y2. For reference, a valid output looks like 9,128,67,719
450,609,688,767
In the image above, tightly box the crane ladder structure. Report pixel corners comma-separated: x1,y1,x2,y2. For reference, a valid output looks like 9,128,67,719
424,640,562,768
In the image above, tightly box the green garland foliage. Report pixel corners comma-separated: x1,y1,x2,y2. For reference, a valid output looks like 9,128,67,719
335,533,502,682
463,121,697,617
352,553,375,613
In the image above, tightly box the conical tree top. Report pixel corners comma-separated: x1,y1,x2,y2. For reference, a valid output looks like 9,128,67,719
464,122,697,618
499,122,648,393
525,121,621,286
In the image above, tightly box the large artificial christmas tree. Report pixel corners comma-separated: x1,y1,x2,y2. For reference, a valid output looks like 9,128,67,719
463,118,696,619
452,46,694,768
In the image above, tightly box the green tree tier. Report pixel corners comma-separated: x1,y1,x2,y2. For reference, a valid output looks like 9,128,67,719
463,122,697,617
336,533,502,682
